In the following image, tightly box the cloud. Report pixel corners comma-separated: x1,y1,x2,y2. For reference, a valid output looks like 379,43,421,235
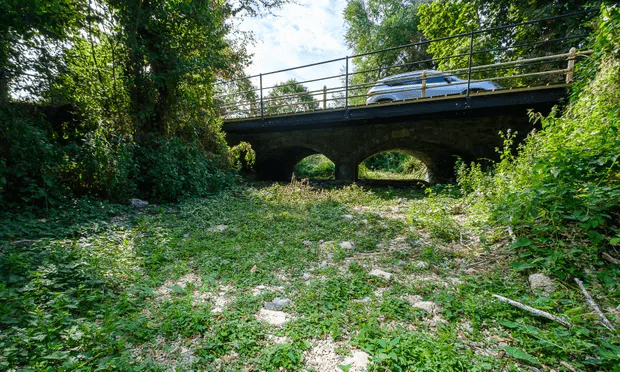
236,0,350,92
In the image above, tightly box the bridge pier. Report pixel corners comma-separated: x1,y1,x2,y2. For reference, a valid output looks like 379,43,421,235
335,160,358,182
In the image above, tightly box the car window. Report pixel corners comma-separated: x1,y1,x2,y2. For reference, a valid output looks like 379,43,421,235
427,77,445,83
387,78,421,86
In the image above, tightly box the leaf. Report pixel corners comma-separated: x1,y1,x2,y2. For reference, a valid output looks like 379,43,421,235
377,339,387,348
169,284,185,294
511,262,534,271
288,350,296,363
511,237,532,248
498,320,519,328
504,346,540,365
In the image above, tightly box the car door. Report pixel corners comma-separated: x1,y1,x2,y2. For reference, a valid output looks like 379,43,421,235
399,78,423,100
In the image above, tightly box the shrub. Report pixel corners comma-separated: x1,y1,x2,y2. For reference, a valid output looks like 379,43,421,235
138,137,235,201
0,105,60,208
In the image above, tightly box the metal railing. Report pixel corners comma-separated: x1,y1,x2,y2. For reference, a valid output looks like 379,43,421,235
215,8,596,120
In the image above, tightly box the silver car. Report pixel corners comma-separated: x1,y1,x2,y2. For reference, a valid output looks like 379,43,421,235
366,70,500,104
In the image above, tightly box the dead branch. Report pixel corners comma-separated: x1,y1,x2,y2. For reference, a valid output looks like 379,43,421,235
559,360,578,372
492,294,572,328
574,278,616,331
602,252,620,265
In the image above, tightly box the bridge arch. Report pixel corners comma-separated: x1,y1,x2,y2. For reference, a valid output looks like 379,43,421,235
254,145,337,181
349,137,468,184
358,148,431,182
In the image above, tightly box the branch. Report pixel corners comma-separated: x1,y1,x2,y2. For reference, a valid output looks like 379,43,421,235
574,278,616,331
492,294,572,328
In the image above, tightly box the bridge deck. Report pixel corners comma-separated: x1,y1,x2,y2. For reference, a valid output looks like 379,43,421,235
223,84,568,133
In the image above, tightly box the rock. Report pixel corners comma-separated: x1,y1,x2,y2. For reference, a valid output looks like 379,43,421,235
264,297,292,311
414,261,429,269
343,350,370,369
412,301,436,313
460,321,474,333
320,260,327,267
343,214,353,220
339,241,354,250
303,240,313,247
130,198,149,208
369,268,393,280
250,265,258,273
528,273,555,295
255,309,291,326
300,273,312,281
208,225,228,233
8,239,35,247
327,252,334,260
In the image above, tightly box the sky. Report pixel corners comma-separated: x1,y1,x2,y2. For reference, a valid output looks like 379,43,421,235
236,0,351,96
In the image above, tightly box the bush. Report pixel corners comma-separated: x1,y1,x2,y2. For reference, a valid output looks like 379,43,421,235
138,137,235,201
456,3,620,278
0,105,60,208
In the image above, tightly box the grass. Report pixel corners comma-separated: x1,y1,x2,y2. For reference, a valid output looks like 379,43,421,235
1,180,618,371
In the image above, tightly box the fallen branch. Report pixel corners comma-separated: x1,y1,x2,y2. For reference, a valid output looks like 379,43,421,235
574,278,616,331
492,294,572,328
559,360,578,372
602,252,620,265
507,226,516,243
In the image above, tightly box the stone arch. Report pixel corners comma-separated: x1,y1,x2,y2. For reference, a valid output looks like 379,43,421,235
351,138,468,184
358,148,432,182
254,146,336,181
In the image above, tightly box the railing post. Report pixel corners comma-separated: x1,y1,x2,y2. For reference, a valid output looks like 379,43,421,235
421,70,427,98
345,57,349,110
323,85,327,110
566,47,577,83
260,73,264,119
466,30,474,98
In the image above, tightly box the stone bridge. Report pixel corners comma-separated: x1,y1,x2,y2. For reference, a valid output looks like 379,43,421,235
222,86,566,183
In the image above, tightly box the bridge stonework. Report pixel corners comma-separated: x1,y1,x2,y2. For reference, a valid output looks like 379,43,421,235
223,88,566,183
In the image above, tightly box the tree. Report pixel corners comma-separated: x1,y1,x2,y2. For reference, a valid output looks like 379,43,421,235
343,1,432,76
214,77,260,119
0,0,87,102
417,0,600,76
265,79,318,115
343,0,432,104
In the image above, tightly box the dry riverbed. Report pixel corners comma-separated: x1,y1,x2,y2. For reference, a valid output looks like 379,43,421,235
1,180,618,371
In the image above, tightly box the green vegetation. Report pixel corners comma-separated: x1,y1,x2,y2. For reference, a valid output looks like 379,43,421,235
2,179,617,370
294,155,336,179
266,79,319,116
1,1,619,371
359,151,428,181
0,0,289,209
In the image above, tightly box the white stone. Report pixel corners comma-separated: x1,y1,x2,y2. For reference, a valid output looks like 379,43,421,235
130,198,148,208
339,241,354,250
255,309,291,326
412,301,436,313
369,268,393,280
208,225,228,233
343,214,354,220
528,273,555,295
